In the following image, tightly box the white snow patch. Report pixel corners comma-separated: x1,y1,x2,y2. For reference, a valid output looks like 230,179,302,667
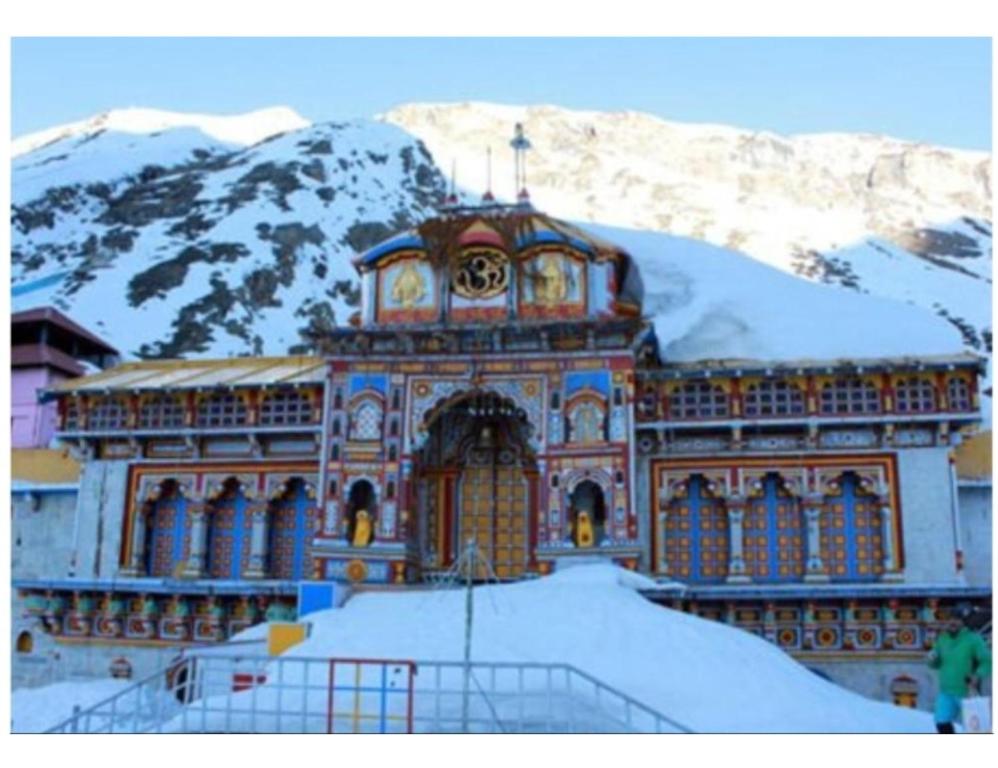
11,678,133,733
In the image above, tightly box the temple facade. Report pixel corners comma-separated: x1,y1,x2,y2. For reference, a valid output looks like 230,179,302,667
13,201,991,709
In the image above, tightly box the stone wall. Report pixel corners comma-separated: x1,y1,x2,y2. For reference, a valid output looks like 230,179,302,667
958,482,992,588
12,489,79,580
895,446,960,584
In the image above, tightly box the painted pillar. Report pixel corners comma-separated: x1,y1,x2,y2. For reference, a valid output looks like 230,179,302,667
725,495,750,584
181,501,210,578
244,502,271,579
656,484,671,575
803,493,830,583
877,494,902,582
121,507,148,577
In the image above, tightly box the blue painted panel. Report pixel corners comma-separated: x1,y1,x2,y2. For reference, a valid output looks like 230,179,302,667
565,370,610,397
298,582,337,617
349,374,388,397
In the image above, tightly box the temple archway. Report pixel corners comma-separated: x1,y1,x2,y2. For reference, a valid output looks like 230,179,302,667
568,479,607,548
415,390,537,580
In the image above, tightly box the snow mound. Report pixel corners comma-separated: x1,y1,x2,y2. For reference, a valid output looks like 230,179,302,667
210,565,929,733
11,678,133,733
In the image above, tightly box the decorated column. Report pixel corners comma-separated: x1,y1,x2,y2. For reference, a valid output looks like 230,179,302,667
121,508,148,577
244,502,271,578
724,495,750,584
802,493,829,583
181,501,210,578
877,493,902,582
656,484,671,575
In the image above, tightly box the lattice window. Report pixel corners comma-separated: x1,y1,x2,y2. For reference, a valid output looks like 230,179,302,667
207,488,253,579
819,378,881,414
63,400,81,430
350,400,383,441
895,377,936,413
260,390,313,426
147,490,190,577
139,395,186,429
947,377,972,411
743,475,804,582
744,380,805,417
196,393,248,427
820,473,883,582
669,381,729,419
664,475,728,583
88,397,129,430
269,482,318,580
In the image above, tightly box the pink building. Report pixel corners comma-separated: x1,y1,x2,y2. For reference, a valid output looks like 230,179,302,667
11,308,117,448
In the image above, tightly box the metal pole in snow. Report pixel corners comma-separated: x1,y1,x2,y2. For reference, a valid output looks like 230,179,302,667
462,538,474,733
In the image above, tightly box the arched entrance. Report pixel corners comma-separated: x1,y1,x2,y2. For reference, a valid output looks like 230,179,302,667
416,391,537,580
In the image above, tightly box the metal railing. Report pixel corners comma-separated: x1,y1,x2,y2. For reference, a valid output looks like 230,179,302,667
47,652,693,734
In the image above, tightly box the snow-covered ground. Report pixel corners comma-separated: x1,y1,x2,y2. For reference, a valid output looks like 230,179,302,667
167,565,930,733
11,678,133,733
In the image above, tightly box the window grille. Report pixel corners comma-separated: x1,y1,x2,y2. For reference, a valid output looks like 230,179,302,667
744,380,805,417
819,378,881,414
260,390,313,426
196,393,248,427
894,377,936,413
946,377,972,411
139,395,185,429
669,381,730,419
89,398,129,430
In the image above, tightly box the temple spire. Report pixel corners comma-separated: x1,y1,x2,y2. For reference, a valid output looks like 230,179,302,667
510,123,532,204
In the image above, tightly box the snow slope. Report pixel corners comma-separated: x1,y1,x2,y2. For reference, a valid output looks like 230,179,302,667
11,678,133,733
180,565,930,733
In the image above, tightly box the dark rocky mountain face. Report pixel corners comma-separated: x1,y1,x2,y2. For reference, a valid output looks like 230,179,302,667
12,119,447,358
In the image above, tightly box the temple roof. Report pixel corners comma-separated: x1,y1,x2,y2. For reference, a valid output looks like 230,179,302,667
46,355,325,397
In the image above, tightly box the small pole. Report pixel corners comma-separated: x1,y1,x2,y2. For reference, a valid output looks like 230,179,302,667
461,538,474,732
70,704,81,734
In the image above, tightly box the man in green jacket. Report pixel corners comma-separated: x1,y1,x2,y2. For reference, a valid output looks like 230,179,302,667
927,604,992,733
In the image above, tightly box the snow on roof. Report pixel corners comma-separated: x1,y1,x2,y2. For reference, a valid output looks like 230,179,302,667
649,352,986,376
48,356,325,395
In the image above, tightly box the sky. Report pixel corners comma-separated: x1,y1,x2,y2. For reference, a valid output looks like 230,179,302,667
10,37,993,150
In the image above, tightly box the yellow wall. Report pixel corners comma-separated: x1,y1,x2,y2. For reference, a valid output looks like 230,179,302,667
954,431,992,480
11,448,81,484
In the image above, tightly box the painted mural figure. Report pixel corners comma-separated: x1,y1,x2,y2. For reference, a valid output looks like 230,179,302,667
391,262,426,308
572,402,603,444
534,253,568,305
352,509,373,548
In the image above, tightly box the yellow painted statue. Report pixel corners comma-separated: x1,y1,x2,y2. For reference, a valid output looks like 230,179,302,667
352,509,373,548
574,510,595,548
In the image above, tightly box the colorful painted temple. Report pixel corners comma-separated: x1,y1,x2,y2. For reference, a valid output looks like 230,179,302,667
12,193,991,708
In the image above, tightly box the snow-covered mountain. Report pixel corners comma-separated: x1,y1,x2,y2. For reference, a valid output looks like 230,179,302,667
12,109,447,358
10,102,991,402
